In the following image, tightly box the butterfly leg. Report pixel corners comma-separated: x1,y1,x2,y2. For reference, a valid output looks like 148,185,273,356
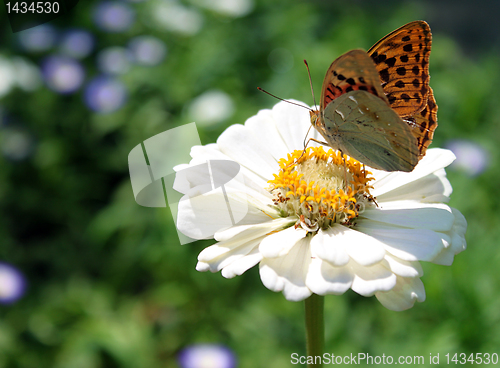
360,163,379,207
341,150,348,192
290,138,330,166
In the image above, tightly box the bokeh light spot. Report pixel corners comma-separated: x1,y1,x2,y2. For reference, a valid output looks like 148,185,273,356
445,139,490,176
41,56,85,94
128,36,167,66
178,344,236,368
0,263,26,304
152,1,203,36
97,47,132,75
84,76,128,113
18,24,57,53
0,127,34,161
59,29,95,59
93,2,136,32
194,0,253,17
188,90,235,126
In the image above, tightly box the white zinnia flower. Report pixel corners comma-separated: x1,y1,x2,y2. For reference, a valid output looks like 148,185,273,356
174,100,467,311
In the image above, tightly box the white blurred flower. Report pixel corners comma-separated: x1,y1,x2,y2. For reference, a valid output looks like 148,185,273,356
174,101,467,311
0,263,26,304
11,57,42,92
97,47,133,75
0,56,41,97
178,344,236,368
192,0,253,17
41,56,85,94
152,0,203,36
188,90,234,126
0,127,34,161
0,56,16,98
445,139,489,176
128,36,167,66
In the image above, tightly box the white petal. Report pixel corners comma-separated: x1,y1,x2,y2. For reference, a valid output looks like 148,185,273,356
245,109,291,162
430,208,467,266
197,237,261,272
357,221,445,262
449,208,467,254
427,232,454,265
221,247,263,278
176,186,238,239
176,186,271,240
215,217,295,242
376,168,452,203
306,258,353,295
361,202,454,232
313,224,386,266
259,225,307,258
199,236,259,266
371,148,455,197
190,144,271,189
271,100,316,152
375,276,426,311
196,261,210,272
259,236,313,301
172,163,192,193
175,145,273,209
384,255,423,277
310,226,350,266
343,228,387,266
217,124,278,179
189,143,222,159
350,259,397,296
198,218,293,269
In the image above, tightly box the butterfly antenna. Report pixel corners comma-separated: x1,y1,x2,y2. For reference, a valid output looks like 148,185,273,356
304,60,317,108
257,87,312,111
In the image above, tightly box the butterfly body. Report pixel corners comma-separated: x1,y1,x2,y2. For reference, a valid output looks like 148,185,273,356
310,21,437,172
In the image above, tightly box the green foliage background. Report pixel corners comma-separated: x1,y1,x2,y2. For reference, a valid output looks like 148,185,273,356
0,0,499,367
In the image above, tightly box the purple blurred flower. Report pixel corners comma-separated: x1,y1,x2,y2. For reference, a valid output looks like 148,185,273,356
41,55,85,94
93,2,135,32
445,139,490,176
84,76,127,113
59,29,95,59
178,344,236,368
0,263,26,304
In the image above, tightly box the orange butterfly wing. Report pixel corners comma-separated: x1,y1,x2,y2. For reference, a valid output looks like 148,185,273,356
311,50,419,172
318,49,388,112
309,21,437,170
404,87,438,159
368,21,437,158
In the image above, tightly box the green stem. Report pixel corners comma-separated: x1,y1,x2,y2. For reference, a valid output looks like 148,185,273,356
304,293,324,367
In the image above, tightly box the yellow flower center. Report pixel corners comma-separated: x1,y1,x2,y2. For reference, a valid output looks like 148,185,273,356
267,146,375,231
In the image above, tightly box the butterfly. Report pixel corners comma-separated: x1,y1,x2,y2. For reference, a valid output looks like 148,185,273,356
309,21,437,172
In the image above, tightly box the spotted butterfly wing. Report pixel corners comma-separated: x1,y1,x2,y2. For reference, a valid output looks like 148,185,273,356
368,20,437,159
310,49,419,172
